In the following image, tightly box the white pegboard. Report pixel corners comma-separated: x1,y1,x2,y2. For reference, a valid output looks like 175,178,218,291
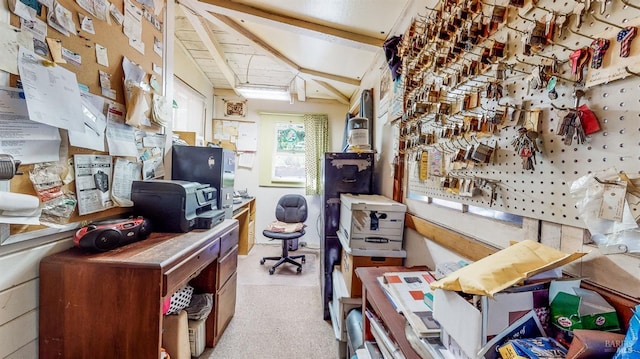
401,0,640,228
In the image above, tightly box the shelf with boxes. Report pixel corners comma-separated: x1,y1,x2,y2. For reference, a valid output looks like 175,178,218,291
329,194,409,357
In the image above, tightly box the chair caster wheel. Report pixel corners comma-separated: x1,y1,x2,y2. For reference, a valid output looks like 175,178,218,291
301,258,306,264
296,267,302,274
260,259,265,265
269,268,275,275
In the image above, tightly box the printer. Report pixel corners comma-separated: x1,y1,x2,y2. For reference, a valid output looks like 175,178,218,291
131,180,226,233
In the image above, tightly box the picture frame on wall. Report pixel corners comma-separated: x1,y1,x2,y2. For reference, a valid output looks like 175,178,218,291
379,67,392,113
223,99,247,117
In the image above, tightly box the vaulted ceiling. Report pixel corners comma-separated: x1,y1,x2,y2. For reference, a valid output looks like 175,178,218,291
173,0,413,104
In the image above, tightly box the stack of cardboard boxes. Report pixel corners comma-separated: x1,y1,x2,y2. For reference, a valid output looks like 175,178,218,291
329,194,407,357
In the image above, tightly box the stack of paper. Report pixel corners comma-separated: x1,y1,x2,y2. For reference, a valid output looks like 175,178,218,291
382,271,441,337
365,310,404,359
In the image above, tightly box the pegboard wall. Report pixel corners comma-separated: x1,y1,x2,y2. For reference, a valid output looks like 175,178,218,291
400,0,640,228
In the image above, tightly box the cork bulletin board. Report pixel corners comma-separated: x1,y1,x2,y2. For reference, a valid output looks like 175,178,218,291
4,0,165,238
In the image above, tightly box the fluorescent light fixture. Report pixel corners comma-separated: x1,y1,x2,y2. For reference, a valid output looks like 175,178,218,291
236,84,291,101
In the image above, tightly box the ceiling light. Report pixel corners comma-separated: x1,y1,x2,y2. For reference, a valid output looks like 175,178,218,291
235,84,291,101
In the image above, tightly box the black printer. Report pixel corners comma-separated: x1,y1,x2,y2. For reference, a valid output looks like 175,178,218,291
131,180,226,233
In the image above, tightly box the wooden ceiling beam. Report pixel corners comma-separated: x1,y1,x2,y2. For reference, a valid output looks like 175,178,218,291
179,0,360,102
209,12,360,86
313,80,350,105
295,76,306,102
196,0,383,51
179,4,240,94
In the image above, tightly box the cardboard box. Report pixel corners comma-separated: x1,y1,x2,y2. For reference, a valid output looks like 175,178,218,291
549,280,620,332
433,285,549,359
340,250,403,297
339,194,406,251
162,310,191,359
331,267,362,341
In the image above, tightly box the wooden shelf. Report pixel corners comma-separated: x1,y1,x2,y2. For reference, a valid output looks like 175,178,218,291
234,197,256,255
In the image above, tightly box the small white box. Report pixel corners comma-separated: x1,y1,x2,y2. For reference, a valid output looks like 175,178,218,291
339,194,406,251
188,317,207,357
433,287,544,359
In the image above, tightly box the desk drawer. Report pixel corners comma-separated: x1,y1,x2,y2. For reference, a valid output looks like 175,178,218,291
220,225,239,256
163,239,220,296
215,271,237,341
217,245,238,288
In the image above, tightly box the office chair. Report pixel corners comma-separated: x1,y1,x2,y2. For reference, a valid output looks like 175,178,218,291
260,194,307,275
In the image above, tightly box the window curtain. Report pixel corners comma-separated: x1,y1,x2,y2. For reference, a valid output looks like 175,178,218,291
304,114,328,195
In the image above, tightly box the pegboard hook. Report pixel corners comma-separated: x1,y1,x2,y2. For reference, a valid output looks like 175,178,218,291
594,176,624,185
555,74,580,85
533,4,557,13
624,66,640,78
498,100,518,109
547,40,578,51
465,50,483,59
424,4,441,12
568,27,598,41
621,0,640,10
517,13,537,23
590,14,626,30
550,102,579,112
515,56,537,67
505,24,526,34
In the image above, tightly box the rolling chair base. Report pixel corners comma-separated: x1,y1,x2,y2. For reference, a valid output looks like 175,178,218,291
260,240,306,275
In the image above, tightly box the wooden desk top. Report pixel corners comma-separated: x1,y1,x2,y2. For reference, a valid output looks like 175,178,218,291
356,266,429,359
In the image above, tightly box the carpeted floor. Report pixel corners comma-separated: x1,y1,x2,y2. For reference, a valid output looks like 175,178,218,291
203,243,339,359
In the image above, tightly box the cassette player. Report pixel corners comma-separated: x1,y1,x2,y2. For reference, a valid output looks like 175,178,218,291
74,217,152,252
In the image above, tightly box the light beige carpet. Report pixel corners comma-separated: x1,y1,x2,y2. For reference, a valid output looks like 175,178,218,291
203,244,339,359
237,243,320,287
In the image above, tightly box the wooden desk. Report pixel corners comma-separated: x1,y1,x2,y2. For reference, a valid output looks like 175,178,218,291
39,219,239,359
356,266,429,359
233,197,256,255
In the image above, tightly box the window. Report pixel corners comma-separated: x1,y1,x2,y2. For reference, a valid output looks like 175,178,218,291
272,122,305,182
258,113,306,187
419,196,523,226
172,77,205,137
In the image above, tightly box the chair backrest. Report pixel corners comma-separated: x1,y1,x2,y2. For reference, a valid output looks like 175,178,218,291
275,194,308,223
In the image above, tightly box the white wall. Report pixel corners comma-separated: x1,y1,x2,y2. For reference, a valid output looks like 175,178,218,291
173,41,214,143
214,90,349,249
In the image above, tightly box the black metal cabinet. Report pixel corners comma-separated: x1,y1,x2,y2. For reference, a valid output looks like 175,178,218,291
320,152,373,319
172,145,236,218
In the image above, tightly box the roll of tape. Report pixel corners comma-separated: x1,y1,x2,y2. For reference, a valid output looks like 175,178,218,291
0,154,20,180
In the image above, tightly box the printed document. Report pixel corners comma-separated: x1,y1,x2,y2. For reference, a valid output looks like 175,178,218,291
17,47,84,132
0,86,60,164
111,157,141,207
68,95,107,151
74,154,114,215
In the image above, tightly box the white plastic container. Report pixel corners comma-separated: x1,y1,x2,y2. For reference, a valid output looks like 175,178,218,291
188,317,207,357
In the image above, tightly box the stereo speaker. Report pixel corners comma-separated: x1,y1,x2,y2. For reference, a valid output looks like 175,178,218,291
74,217,152,252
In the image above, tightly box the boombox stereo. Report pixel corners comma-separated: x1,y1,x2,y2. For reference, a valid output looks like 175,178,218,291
74,217,152,252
